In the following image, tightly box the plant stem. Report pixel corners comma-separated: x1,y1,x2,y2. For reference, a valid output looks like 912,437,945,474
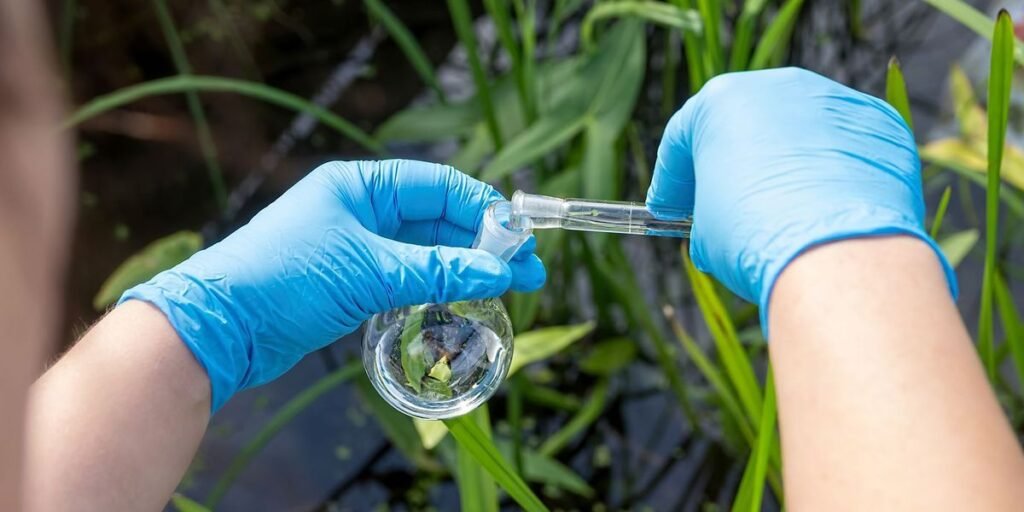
64,75,382,153
150,0,228,210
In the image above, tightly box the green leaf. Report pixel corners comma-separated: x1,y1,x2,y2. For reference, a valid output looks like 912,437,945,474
509,322,595,375
479,113,588,182
363,0,446,102
206,362,362,509
729,0,771,71
949,66,986,142
665,305,782,496
538,379,611,457
171,494,212,512
520,380,583,411
480,21,645,183
399,307,429,393
93,231,201,310
930,185,953,238
919,140,1024,218
151,0,225,208
375,102,480,142
355,374,437,470
885,57,914,130
580,1,702,49
749,0,806,70
581,123,620,201
588,238,701,429
938,229,979,268
923,0,1024,65
66,75,382,153
682,251,763,425
413,418,449,450
454,407,499,512
497,442,595,498
580,338,638,376
733,370,778,512
445,412,549,512
695,0,724,76
993,272,1024,394
448,0,503,149
978,10,1014,383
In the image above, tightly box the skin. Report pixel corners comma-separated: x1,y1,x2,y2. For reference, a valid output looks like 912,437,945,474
24,301,210,512
769,236,1024,511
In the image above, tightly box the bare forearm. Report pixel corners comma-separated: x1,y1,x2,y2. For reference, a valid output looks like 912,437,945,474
769,236,1024,511
25,301,210,511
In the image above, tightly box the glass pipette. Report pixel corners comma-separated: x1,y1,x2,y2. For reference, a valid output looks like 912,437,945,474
510,190,692,238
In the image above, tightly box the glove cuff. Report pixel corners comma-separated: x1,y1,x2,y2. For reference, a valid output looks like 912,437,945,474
756,205,959,339
119,270,250,413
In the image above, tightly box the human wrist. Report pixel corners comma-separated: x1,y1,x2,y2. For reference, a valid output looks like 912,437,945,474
767,234,958,340
119,268,249,413
745,205,958,334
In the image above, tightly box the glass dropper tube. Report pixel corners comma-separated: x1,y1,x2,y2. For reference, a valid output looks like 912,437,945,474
510,190,692,238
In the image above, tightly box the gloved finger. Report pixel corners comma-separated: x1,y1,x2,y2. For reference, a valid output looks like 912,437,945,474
510,235,536,262
395,221,539,264
370,160,504,234
395,220,476,247
647,101,698,219
379,238,513,308
508,253,546,292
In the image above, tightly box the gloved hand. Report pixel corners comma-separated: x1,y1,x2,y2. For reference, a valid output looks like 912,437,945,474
121,160,545,412
647,67,957,330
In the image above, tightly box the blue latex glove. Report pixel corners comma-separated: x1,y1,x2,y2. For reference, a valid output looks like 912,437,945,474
647,68,957,330
121,160,545,412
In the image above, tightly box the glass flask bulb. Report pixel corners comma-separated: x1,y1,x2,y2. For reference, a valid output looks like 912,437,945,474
362,201,532,419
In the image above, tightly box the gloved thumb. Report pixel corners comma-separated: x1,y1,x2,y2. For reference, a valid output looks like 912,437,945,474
376,238,513,309
647,102,698,219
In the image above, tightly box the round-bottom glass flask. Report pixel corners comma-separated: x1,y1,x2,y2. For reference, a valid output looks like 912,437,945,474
362,201,532,419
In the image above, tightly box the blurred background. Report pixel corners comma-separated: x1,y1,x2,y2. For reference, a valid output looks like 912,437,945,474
47,0,1024,510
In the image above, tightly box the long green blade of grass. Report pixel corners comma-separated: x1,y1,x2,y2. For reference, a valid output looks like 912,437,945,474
355,374,438,470
885,57,914,131
978,10,1014,382
670,0,708,91
923,0,1024,65
593,240,701,430
205,362,362,509
749,0,806,71
444,414,549,512
695,0,724,76
65,75,382,153
447,0,504,149
921,153,1024,219
993,271,1024,392
538,379,611,457
740,370,778,512
455,407,499,512
682,251,763,424
665,306,754,443
729,0,770,71
580,1,702,49
513,0,539,124
665,305,783,497
931,185,954,238
364,0,446,103
150,0,227,209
